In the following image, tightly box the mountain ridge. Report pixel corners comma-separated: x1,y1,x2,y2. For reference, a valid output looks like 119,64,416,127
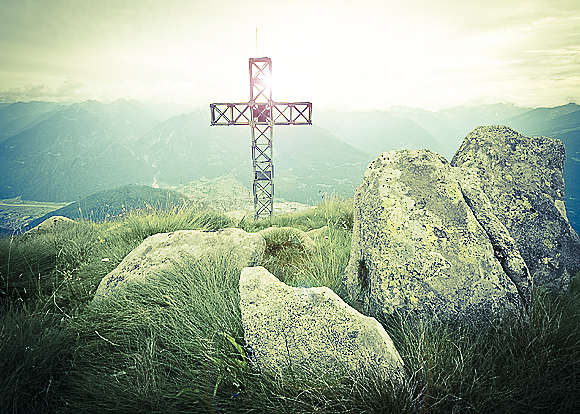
1,99,578,232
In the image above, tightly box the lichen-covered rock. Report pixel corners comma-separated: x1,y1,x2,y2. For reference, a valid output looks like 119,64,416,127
451,126,580,293
240,266,405,387
342,149,523,325
452,167,533,310
92,228,265,304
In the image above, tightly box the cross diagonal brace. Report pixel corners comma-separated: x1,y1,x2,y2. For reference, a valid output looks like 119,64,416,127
210,102,312,126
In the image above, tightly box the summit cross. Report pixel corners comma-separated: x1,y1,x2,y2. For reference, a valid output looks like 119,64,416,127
210,57,312,220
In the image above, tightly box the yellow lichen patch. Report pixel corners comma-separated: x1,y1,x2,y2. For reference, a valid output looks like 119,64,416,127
543,239,555,249
424,225,439,246
422,251,451,279
445,182,464,203
554,200,568,221
408,220,427,241
521,197,532,210
401,194,415,210
373,167,403,191
457,242,479,265
382,202,407,237
465,209,481,235
545,221,561,238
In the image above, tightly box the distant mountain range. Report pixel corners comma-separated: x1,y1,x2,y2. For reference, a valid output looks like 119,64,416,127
0,99,578,232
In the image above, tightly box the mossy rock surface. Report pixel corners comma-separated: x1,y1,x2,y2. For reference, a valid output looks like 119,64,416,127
451,126,580,293
343,148,523,325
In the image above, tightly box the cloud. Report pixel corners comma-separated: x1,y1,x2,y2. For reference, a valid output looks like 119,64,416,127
0,77,87,102
0,0,579,110
56,78,85,95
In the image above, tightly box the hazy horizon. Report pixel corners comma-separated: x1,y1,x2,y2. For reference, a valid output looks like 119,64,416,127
0,97,573,114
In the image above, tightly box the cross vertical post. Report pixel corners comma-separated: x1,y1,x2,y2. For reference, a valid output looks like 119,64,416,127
210,57,312,220
250,58,274,219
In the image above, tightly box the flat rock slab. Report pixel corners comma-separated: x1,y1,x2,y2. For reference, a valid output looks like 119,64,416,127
342,148,522,325
240,266,405,387
451,126,580,293
92,228,265,304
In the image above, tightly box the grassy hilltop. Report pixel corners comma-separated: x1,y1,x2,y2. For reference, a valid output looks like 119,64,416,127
1,198,579,413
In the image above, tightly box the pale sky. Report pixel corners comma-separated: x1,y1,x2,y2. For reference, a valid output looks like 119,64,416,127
0,0,579,111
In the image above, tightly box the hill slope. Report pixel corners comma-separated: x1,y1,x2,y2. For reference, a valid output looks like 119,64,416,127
25,185,191,231
0,101,63,142
1,100,577,232
137,109,374,204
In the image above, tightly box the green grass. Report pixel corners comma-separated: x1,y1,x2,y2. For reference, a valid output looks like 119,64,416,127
1,197,579,413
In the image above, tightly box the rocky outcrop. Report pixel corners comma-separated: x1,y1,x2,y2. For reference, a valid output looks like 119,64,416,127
240,266,405,387
451,126,580,293
342,148,524,325
92,228,265,304
342,126,580,325
25,215,76,235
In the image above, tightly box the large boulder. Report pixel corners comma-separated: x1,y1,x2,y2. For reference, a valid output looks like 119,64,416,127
453,167,532,309
240,266,405,387
451,126,580,293
342,149,524,325
92,228,265,304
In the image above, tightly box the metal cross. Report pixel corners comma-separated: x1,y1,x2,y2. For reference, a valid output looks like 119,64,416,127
210,57,312,220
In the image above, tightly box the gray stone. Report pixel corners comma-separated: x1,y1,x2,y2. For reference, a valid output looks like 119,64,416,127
92,228,265,304
240,266,405,387
342,149,523,325
451,126,580,293
452,167,533,310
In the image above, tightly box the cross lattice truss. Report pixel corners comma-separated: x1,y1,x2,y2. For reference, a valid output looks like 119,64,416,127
210,57,312,220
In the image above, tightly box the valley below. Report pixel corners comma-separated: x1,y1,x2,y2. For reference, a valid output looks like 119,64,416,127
0,198,70,235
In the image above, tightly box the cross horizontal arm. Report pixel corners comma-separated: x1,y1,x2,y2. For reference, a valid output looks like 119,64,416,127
210,103,252,126
210,102,312,126
271,102,312,125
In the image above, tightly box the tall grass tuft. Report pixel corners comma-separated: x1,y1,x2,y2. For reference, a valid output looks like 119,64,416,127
241,196,354,233
118,202,232,243
0,306,74,413
64,254,248,413
374,274,580,414
260,225,351,293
